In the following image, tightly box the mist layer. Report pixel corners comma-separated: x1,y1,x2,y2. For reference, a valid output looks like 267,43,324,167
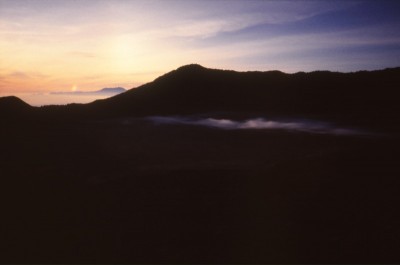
147,116,364,136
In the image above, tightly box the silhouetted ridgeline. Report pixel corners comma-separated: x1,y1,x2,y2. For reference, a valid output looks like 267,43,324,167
1,65,400,131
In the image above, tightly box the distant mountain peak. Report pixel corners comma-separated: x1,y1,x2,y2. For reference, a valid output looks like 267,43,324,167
176,64,206,71
98,87,126,93
50,87,126,95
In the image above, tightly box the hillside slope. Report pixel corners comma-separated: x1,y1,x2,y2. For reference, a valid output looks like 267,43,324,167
88,64,400,130
1,65,400,131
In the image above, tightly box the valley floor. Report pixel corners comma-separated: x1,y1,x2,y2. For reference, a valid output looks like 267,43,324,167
1,118,400,263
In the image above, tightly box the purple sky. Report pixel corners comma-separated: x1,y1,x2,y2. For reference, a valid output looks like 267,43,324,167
1,0,399,100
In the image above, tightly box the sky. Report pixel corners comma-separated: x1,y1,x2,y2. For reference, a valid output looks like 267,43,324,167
1,0,400,101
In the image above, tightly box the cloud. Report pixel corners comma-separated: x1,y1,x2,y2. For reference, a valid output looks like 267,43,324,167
50,87,126,95
1,0,400,95
147,116,365,136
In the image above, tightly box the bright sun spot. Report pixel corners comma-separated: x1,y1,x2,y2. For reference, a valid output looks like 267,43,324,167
71,85,78,92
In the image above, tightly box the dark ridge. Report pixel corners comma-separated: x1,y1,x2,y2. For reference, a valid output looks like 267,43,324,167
2,65,400,132
0,96,32,110
0,96,32,115
85,64,400,132
176,63,206,71
0,96,35,125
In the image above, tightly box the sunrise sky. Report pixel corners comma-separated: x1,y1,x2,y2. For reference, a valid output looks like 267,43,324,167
1,0,400,98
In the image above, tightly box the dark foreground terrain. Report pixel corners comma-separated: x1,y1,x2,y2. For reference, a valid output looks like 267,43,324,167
1,118,400,263
1,65,400,263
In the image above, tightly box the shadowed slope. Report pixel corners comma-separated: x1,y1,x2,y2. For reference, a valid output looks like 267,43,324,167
88,64,400,131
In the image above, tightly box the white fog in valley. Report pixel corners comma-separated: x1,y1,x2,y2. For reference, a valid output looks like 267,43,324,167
147,116,367,136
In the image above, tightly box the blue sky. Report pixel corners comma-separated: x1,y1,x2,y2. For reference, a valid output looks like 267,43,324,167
1,0,400,95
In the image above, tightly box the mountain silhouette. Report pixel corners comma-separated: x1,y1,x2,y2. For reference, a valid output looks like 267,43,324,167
98,87,126,93
87,64,400,131
0,96,34,123
0,96,32,110
1,64,400,131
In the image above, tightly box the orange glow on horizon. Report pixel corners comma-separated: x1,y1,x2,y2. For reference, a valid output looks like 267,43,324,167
1,0,399,98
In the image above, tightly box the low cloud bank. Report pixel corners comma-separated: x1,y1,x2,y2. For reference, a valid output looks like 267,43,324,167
50,87,126,95
147,116,364,136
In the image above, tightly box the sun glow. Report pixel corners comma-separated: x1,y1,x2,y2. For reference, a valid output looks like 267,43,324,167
1,0,399,97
